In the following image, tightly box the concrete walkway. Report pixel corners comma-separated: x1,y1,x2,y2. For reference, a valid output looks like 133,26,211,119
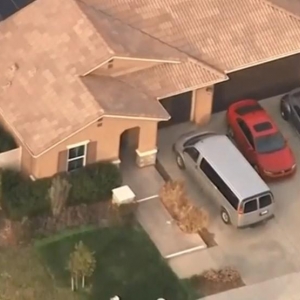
201,272,300,300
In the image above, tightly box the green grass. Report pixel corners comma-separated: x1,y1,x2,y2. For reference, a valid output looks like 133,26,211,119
36,226,197,300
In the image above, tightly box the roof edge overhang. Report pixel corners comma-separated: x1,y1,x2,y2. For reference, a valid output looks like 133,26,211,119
81,55,182,76
157,76,229,100
225,49,300,73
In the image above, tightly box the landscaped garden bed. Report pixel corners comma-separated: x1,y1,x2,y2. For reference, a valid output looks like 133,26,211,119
36,226,198,300
189,267,245,297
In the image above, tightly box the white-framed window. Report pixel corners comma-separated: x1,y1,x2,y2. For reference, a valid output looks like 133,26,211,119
67,141,89,171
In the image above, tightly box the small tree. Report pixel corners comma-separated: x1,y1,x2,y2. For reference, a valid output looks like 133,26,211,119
48,175,71,217
67,241,96,291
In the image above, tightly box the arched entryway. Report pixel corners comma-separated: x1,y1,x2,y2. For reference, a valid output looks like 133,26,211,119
119,127,140,163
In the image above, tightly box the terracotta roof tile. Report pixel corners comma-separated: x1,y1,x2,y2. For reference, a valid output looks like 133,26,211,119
81,75,169,119
78,1,185,61
0,0,109,155
118,61,227,98
86,0,300,71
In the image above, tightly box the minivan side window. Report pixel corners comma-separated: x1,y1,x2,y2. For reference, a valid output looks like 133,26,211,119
184,147,200,163
200,159,239,209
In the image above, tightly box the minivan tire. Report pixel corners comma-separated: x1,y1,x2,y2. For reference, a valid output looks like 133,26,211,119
175,153,185,169
221,208,231,225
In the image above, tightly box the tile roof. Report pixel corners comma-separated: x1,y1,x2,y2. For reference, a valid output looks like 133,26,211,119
118,60,227,99
2,0,300,156
84,0,300,71
81,75,170,119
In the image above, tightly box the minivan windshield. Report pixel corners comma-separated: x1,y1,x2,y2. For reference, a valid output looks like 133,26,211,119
255,132,285,154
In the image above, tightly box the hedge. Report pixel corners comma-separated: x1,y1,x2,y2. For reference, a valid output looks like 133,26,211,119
1,162,122,220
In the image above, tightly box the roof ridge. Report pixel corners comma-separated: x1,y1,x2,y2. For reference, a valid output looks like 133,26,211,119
75,0,115,60
259,0,300,22
78,0,225,75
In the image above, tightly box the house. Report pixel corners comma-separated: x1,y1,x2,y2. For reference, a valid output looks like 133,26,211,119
1,0,300,179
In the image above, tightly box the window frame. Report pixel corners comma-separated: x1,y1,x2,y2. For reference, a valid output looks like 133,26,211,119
199,158,239,210
183,147,200,163
237,118,255,148
66,141,89,172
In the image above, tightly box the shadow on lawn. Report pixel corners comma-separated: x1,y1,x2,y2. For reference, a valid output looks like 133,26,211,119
35,226,198,300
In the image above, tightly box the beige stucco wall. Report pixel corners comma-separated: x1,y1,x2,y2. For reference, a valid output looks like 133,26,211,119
192,86,214,124
92,58,162,77
28,117,158,179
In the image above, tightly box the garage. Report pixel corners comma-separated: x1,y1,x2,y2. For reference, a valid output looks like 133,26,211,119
158,91,192,128
213,53,300,113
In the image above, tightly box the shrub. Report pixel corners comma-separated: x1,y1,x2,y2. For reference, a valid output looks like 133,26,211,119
2,170,51,220
67,162,122,206
202,267,241,283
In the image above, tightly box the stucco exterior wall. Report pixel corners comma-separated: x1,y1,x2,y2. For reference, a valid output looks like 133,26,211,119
30,117,158,179
193,86,214,124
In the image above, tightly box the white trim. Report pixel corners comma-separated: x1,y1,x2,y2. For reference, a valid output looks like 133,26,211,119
104,114,169,121
29,175,36,181
82,56,180,76
164,244,207,259
66,140,90,149
135,148,157,157
226,50,300,73
112,159,121,165
157,77,227,100
66,141,89,171
136,195,158,203
190,90,196,121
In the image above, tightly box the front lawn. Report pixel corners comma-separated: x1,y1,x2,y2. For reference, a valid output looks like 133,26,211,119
36,226,196,300
0,246,81,300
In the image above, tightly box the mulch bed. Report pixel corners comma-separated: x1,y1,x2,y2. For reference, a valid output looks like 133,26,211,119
191,276,245,297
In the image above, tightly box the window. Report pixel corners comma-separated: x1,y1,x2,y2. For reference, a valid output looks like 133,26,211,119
184,147,200,163
259,194,272,208
294,105,300,118
200,159,239,209
243,199,258,213
235,103,262,116
253,122,273,132
254,132,285,154
67,144,87,171
237,119,254,148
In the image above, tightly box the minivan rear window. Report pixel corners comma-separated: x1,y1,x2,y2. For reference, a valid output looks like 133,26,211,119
259,194,272,208
243,199,258,213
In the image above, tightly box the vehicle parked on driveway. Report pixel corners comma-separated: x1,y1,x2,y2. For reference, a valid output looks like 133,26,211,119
227,99,296,180
280,88,300,134
173,131,274,227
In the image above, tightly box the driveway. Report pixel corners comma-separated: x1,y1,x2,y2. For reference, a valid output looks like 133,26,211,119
157,95,300,285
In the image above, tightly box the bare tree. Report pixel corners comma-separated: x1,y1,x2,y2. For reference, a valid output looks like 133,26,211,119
66,241,96,291
48,175,71,217
160,180,209,233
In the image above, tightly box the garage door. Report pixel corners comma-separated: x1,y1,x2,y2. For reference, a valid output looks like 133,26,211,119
158,91,192,128
213,53,300,113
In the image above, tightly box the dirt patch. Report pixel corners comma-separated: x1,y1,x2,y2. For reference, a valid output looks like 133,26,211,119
199,228,217,247
189,267,245,297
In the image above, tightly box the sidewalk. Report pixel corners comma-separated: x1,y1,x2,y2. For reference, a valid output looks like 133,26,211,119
201,272,300,300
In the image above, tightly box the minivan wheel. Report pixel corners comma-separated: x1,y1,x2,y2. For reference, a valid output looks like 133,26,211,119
221,208,231,225
175,153,185,169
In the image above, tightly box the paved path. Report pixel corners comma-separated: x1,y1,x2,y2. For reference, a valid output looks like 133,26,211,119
201,272,300,300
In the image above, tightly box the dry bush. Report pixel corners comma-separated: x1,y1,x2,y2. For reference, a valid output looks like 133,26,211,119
160,180,209,233
202,267,241,283
108,202,138,226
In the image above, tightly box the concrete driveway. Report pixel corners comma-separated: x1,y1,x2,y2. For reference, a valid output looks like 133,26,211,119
157,95,300,285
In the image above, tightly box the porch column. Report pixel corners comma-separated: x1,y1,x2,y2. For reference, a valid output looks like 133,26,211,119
135,122,158,167
193,86,214,124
